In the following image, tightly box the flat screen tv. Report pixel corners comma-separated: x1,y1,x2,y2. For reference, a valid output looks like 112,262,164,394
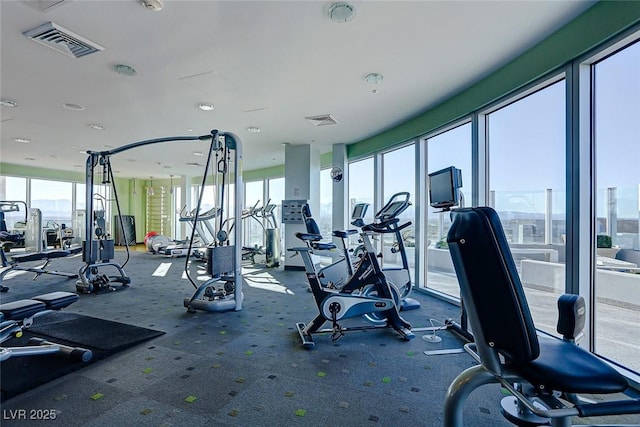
428,166,462,210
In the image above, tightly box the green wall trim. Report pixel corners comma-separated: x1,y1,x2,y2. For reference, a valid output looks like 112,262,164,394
347,0,640,160
0,162,85,182
244,164,285,182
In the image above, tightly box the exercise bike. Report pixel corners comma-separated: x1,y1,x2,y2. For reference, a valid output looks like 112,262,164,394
298,202,361,290
303,192,420,312
290,206,415,349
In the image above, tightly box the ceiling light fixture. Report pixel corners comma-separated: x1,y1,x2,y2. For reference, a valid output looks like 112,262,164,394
90,123,105,130
147,176,155,196
247,127,261,133
63,103,85,111
198,103,214,111
139,0,163,12
328,2,356,23
365,73,383,84
1,99,18,108
113,64,137,76
14,137,31,144
193,151,204,156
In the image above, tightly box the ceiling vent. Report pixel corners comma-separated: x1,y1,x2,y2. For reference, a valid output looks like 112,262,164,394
23,22,104,58
305,114,339,127
22,0,69,12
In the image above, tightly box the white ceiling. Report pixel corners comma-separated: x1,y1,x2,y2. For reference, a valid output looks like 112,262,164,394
1,0,595,179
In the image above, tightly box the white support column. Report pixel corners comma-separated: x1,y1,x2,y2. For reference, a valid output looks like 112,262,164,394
284,144,320,270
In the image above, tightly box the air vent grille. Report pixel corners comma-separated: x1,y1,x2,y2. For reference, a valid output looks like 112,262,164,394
305,114,339,126
23,22,104,58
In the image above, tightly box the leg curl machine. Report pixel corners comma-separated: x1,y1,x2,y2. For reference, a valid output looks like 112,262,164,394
444,206,640,427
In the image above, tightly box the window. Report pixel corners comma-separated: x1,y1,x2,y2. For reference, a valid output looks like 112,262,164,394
0,176,27,230
487,79,567,337
319,168,333,238
424,122,472,298
245,180,265,248
593,40,640,373
268,177,285,250
382,144,416,279
348,158,375,222
30,179,73,228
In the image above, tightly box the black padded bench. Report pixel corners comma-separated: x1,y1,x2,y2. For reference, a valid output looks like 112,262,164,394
9,247,82,264
444,207,640,426
0,247,81,292
0,291,91,363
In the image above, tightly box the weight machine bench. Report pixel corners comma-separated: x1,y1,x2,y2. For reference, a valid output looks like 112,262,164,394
444,207,640,426
0,291,92,362
0,246,81,292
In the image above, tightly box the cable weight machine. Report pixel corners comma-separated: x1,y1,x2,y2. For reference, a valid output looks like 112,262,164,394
76,130,241,295
183,132,243,312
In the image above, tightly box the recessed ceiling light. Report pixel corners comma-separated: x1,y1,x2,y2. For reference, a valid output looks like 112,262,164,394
79,150,88,154
365,73,383,84
193,151,204,156
139,0,163,11
63,103,85,111
14,137,31,144
1,99,18,108
90,124,105,130
247,127,261,133
329,2,356,23
198,103,214,111
113,64,137,76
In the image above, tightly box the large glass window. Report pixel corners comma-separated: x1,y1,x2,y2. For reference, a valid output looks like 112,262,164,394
0,176,28,230
487,79,567,337
424,123,472,298
245,180,265,248
30,179,73,227
382,144,416,280
593,40,640,373
348,157,375,248
348,157,375,223
268,177,285,252
319,168,333,237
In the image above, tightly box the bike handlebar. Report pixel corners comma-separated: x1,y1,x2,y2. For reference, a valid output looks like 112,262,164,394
362,219,412,234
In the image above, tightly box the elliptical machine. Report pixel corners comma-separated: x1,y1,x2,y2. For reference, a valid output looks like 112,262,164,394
290,200,415,349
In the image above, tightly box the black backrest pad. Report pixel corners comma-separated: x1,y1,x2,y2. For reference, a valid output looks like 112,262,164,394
302,204,321,235
447,207,539,362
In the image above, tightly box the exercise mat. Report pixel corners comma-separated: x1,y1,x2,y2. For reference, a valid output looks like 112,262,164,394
1,312,164,401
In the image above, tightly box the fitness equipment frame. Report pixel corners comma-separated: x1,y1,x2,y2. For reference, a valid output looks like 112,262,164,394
183,131,243,313
77,130,221,294
290,209,415,349
1,291,92,362
1,208,80,293
304,193,420,311
444,207,640,426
